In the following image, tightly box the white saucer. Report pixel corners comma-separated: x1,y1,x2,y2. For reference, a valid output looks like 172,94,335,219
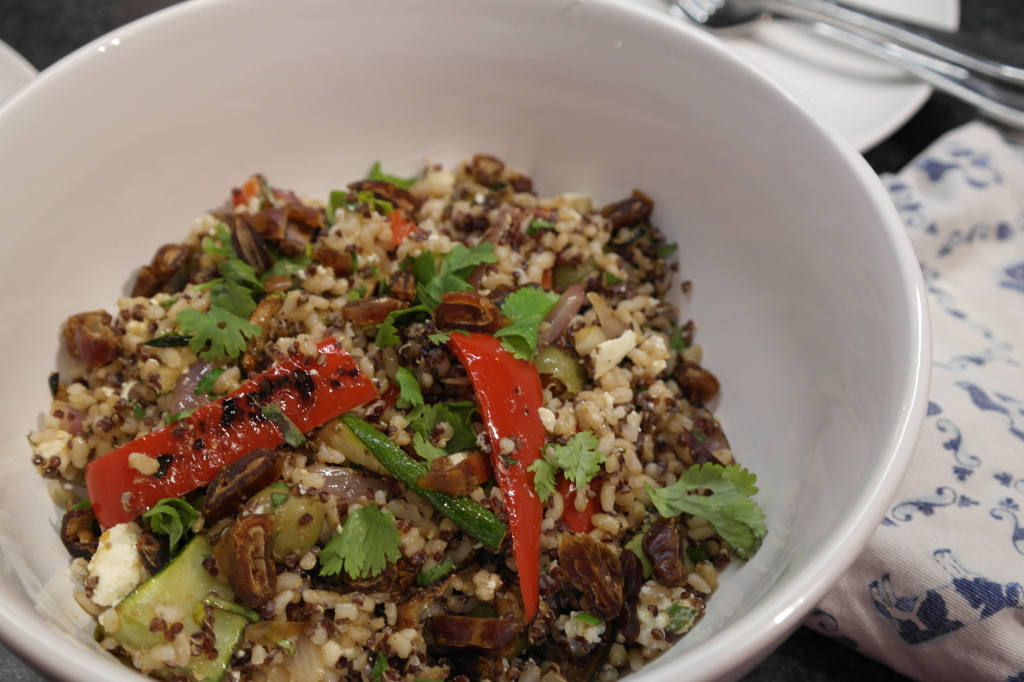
640,0,960,151
0,40,35,103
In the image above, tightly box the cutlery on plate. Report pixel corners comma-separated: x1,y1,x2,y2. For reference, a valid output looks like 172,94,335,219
671,0,1024,130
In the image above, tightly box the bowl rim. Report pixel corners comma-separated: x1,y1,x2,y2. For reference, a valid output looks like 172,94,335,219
0,0,931,680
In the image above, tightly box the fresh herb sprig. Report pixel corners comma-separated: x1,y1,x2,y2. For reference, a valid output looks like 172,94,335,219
141,498,199,553
411,244,497,309
645,463,767,560
494,287,558,361
319,505,403,579
527,430,605,501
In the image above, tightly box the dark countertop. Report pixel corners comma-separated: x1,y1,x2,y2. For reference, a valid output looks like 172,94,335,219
0,1,1018,681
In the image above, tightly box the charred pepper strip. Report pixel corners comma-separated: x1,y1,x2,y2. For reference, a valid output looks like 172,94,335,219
86,338,378,529
341,413,506,551
447,332,544,622
558,476,602,534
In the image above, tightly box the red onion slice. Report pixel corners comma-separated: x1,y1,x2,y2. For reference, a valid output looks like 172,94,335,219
537,284,585,348
586,291,625,340
307,464,387,505
60,407,87,436
168,361,212,414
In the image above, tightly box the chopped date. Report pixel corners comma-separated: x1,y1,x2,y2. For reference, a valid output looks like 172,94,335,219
557,532,623,621
63,311,122,368
642,518,686,588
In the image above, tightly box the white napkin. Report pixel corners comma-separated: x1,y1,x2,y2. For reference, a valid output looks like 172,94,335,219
805,121,1024,682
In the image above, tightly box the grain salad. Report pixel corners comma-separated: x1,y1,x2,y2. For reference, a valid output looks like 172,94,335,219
31,155,767,682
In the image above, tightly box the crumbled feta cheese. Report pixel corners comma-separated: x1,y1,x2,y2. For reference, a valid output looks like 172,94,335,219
472,569,503,602
32,433,71,475
537,407,557,433
590,329,638,379
628,332,671,377
87,522,149,607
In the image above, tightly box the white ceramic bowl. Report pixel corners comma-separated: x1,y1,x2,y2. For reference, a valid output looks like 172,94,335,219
0,1,930,680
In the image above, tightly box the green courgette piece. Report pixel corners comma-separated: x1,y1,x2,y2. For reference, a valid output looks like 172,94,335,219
113,535,246,682
551,257,599,291
341,413,507,550
248,485,325,561
534,346,586,397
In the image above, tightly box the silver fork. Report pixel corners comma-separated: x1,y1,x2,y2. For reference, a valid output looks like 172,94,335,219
671,0,1024,129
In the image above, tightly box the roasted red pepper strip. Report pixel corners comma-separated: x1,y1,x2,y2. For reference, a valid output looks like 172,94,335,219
86,338,377,529
558,476,602,534
387,209,418,247
447,332,544,622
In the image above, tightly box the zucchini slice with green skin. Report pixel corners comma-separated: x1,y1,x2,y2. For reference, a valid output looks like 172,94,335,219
341,413,507,550
113,535,246,682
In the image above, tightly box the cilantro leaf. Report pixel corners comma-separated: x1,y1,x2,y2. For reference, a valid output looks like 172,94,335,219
141,498,198,553
545,430,605,492
357,190,394,216
686,543,711,564
445,243,496,276
327,190,348,225
194,368,226,396
623,530,653,579
371,654,388,682
202,223,234,257
412,432,447,462
175,306,262,362
209,279,257,319
427,330,469,345
319,505,403,579
218,258,264,291
407,401,478,454
575,613,602,625
437,401,479,452
644,463,767,559
163,408,195,425
410,251,438,285
417,275,471,309
394,367,424,409
376,305,428,348
668,324,686,352
526,218,555,235
412,244,497,310
527,457,557,502
603,271,624,287
494,287,559,361
368,161,418,190
655,242,679,259
416,557,455,586
264,244,311,280
261,403,307,447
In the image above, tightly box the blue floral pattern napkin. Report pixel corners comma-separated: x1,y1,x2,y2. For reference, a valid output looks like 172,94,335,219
806,121,1024,682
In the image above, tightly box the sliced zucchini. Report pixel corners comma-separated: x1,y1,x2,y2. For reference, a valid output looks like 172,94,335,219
317,416,389,475
248,484,325,561
113,535,246,682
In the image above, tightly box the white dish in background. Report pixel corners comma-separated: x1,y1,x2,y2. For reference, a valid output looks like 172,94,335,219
0,1,929,681
638,0,959,151
0,40,36,103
